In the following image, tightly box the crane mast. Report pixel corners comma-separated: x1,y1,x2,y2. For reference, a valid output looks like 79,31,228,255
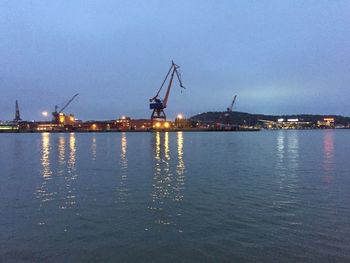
149,61,185,126
225,95,237,125
227,95,237,112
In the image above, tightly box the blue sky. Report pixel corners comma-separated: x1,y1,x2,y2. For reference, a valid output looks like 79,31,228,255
1,1,349,120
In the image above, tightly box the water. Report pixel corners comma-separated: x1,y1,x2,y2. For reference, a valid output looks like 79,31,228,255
1,130,350,262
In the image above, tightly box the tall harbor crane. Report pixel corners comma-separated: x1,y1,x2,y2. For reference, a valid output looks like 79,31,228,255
13,100,22,122
149,61,185,125
52,93,79,124
225,95,237,124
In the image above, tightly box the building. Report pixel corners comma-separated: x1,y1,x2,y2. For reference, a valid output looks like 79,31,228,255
317,117,335,128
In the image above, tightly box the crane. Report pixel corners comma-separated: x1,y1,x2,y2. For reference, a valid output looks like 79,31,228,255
149,61,185,125
225,95,237,124
52,93,79,124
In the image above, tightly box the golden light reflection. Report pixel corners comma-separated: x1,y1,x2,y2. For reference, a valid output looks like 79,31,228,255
148,132,186,231
68,133,76,169
164,131,170,160
175,131,185,202
36,133,54,208
61,132,78,209
58,135,65,167
150,132,172,224
117,132,129,202
41,133,52,179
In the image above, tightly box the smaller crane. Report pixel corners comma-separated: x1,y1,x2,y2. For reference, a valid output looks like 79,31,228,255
52,93,79,124
13,100,22,122
149,61,185,125
225,95,237,124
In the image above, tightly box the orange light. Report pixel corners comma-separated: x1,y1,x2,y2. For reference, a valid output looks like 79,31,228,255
59,116,65,123
155,122,161,128
164,122,170,128
91,124,97,129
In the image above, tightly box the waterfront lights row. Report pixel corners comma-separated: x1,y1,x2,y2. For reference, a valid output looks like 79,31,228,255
153,121,170,129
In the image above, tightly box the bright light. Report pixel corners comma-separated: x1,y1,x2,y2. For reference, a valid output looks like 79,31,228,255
155,122,161,128
59,116,65,123
91,124,97,129
177,114,183,119
121,116,126,120
70,116,75,122
42,111,48,117
164,122,170,128
277,118,284,122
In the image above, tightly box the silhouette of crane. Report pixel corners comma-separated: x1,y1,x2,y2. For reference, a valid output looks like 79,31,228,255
225,95,237,124
52,93,79,123
14,100,22,122
149,61,185,125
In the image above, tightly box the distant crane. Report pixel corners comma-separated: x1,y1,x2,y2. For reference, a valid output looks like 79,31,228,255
225,95,237,124
149,61,185,125
13,100,22,122
52,93,79,124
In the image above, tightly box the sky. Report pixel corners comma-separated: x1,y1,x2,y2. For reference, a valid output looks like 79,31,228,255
1,0,350,121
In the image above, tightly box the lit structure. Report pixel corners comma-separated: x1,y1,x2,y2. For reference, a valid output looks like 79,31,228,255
259,118,313,129
317,117,335,128
152,121,173,130
116,116,131,130
175,114,190,129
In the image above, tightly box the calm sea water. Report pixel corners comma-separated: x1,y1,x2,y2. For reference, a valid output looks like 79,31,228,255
1,130,350,262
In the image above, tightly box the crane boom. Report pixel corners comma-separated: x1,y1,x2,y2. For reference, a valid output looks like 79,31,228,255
163,61,184,107
58,93,79,113
229,95,237,112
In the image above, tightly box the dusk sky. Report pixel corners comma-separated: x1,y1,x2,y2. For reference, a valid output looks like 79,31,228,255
1,1,349,120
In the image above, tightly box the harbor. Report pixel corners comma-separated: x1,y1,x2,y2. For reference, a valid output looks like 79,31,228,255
1,61,349,133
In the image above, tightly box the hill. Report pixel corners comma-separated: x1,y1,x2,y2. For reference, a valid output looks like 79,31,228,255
189,111,350,126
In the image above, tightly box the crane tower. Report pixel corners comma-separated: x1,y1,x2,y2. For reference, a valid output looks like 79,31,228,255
149,61,185,126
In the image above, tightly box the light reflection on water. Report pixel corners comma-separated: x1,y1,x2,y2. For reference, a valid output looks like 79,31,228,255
2,131,350,261
149,132,186,231
91,136,97,161
275,131,299,186
36,133,54,208
58,135,65,168
41,133,52,179
323,131,334,183
175,131,185,202
117,132,129,202
36,133,78,216
273,131,300,222
61,133,77,209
